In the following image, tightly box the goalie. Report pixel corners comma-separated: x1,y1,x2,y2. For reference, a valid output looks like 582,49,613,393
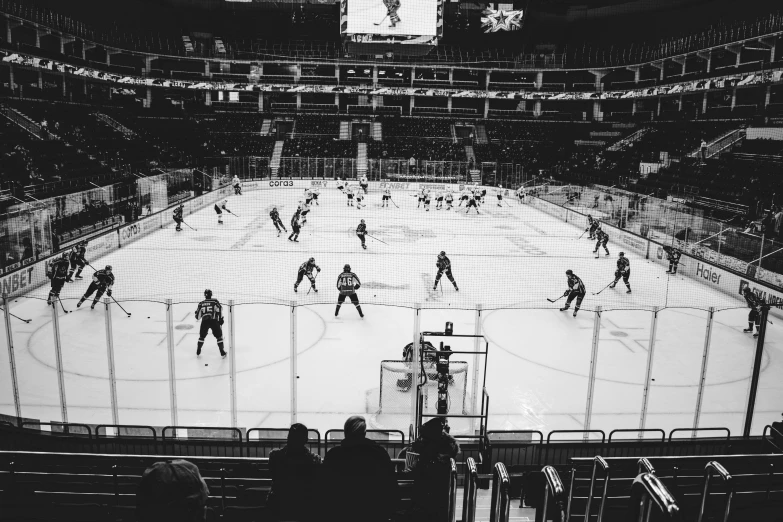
397,339,436,392
383,0,401,28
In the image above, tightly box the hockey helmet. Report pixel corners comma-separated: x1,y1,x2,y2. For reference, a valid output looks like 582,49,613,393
566,269,573,276
204,289,212,299
439,251,446,257
105,265,112,271
309,257,315,263
344,264,351,272
80,239,88,245
619,252,625,257
360,219,365,224
587,214,592,219
742,286,752,295
61,252,70,259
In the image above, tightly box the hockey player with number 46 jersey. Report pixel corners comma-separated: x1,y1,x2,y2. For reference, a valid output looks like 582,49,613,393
335,264,363,318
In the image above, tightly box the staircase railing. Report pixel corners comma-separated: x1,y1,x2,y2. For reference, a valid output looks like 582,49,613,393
630,473,681,520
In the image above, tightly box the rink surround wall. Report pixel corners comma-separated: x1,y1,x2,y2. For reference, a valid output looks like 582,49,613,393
0,184,232,300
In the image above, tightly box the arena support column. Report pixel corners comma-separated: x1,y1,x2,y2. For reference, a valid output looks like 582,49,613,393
411,305,421,438
103,298,119,425
165,299,178,426
228,300,238,428
692,307,714,433
2,294,21,420
471,305,482,434
638,307,659,433
290,302,298,425
583,306,602,438
51,297,68,423
743,306,770,437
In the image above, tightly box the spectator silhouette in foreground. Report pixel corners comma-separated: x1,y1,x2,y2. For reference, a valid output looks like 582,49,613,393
267,423,321,521
136,459,209,522
322,416,398,522
405,417,460,522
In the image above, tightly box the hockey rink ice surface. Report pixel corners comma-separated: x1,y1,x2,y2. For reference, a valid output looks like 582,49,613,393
0,186,781,437
344,0,437,36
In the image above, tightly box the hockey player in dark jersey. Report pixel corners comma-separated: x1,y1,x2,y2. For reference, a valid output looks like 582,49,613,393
47,253,70,305
288,212,301,242
560,270,586,317
173,204,184,232
335,264,363,318
434,251,458,291
742,286,766,337
609,252,631,293
66,240,87,281
215,199,229,225
195,289,226,357
356,219,367,250
270,207,287,236
594,228,609,257
77,265,115,309
664,246,682,274
294,257,320,293
465,192,479,214
586,215,598,239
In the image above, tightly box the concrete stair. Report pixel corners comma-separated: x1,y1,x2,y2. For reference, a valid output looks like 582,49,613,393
465,145,476,164
372,122,382,141
261,119,271,135
357,143,368,175
270,140,285,177
94,112,137,138
474,124,489,145
339,121,351,140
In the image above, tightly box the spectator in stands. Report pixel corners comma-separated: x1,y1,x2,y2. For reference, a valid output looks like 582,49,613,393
322,416,398,522
405,418,460,522
136,459,209,522
267,423,322,522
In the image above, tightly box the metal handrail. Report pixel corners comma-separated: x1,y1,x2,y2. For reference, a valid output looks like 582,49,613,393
582,456,610,522
447,458,457,522
462,458,478,522
489,462,510,522
638,457,656,475
541,465,566,522
697,461,733,522
630,473,681,520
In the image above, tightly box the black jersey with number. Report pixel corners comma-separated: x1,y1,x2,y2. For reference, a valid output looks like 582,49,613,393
69,245,86,263
270,208,280,222
567,274,586,294
337,271,361,295
356,223,367,236
93,269,115,288
436,255,451,271
49,258,70,280
195,298,223,321
617,256,630,272
299,260,319,275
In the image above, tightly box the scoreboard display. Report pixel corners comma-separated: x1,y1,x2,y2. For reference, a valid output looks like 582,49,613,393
340,0,443,45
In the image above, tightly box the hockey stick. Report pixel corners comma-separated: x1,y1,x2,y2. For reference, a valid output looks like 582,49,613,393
307,271,319,295
182,220,198,232
546,295,566,303
110,295,132,317
577,229,588,240
592,281,616,295
373,13,389,25
58,297,71,314
226,209,240,218
0,307,31,323
390,198,400,209
366,233,388,245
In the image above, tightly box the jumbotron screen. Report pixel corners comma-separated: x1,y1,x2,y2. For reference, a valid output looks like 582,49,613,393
340,0,442,45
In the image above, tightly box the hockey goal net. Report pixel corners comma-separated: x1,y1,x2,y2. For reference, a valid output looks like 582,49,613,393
377,360,470,416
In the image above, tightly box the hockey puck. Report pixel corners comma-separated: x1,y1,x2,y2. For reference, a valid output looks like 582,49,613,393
147,316,150,319
205,364,208,366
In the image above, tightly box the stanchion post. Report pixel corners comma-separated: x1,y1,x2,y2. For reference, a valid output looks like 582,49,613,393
50,298,68,423
228,300,237,429
472,304,482,435
165,299,178,427
583,306,601,438
103,298,119,425
743,306,770,437
2,294,21,420
639,307,659,433
693,307,715,433
290,302,297,425
411,304,421,437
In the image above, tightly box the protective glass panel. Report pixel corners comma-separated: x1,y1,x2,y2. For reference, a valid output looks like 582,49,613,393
0,304,15,418
645,308,708,434
591,309,652,438
235,303,290,430
481,308,594,433
113,300,172,427
750,309,783,435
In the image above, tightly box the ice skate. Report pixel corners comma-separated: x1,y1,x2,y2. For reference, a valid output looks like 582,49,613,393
743,327,754,333
559,306,569,311
573,310,578,317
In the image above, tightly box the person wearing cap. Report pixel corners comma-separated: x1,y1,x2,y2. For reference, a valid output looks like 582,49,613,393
322,416,398,522
267,423,321,521
136,460,209,522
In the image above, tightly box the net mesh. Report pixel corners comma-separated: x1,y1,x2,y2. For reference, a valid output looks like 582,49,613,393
378,360,469,416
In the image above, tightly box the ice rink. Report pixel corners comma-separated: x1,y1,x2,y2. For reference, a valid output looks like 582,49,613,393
344,0,437,36
0,185,781,438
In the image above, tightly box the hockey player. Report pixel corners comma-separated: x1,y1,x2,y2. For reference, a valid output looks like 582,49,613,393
311,188,320,205
434,251,459,291
742,286,765,337
288,212,301,242
383,0,401,28
356,191,365,210
195,289,226,357
560,269,586,317
594,228,609,257
173,204,184,232
465,192,480,214
232,175,242,195
586,215,599,239
297,200,310,224
346,186,355,207
304,188,314,206
664,245,682,274
67,240,87,281
47,252,70,306
77,265,114,310
335,264,363,318
496,185,504,207
294,257,320,293
445,191,454,210
417,187,426,208
516,185,527,203
356,219,367,250
337,178,346,193
458,187,470,207
215,199,229,225
435,191,444,210
381,187,392,208
423,189,432,211
270,207,286,236
609,252,631,293
359,175,369,194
